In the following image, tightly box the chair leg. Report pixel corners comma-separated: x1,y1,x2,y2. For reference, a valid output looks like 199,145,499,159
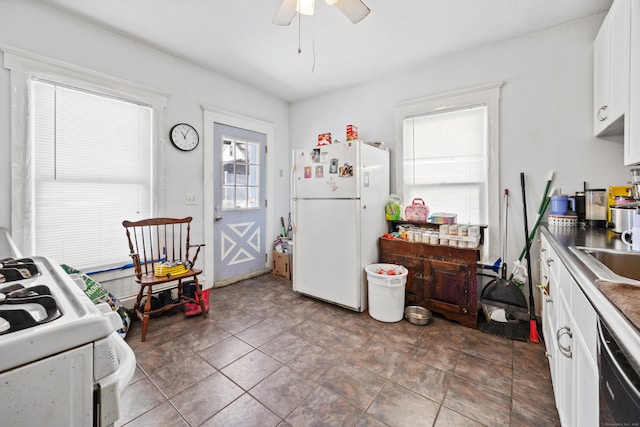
133,285,145,313
194,277,208,319
140,286,153,342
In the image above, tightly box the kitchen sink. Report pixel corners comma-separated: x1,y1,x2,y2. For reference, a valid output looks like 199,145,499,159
571,246,640,283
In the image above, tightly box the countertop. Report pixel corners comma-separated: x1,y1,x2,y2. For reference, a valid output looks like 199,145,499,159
541,224,640,372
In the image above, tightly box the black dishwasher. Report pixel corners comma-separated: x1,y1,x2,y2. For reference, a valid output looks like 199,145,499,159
598,319,640,425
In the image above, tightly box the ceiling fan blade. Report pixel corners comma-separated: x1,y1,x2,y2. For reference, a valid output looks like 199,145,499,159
272,0,298,26
334,0,370,24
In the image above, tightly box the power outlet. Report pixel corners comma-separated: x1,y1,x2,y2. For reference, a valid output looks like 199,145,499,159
185,193,198,205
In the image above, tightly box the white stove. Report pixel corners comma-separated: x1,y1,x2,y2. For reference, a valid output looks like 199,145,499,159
0,229,136,426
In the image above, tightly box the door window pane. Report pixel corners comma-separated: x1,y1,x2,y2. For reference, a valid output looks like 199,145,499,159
220,136,261,210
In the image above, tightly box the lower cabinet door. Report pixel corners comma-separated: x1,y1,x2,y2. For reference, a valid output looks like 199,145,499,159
424,259,469,315
556,291,575,427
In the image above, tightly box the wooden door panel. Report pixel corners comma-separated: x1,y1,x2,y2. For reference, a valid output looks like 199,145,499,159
425,259,469,314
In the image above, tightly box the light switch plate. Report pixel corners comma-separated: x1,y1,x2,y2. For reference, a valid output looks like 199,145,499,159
185,193,198,205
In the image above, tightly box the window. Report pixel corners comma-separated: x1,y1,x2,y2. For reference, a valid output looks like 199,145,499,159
31,80,153,269
397,83,502,261
221,137,261,210
4,48,167,270
403,105,488,224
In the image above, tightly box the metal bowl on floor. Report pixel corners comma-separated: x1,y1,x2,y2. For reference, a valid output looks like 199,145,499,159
404,306,432,325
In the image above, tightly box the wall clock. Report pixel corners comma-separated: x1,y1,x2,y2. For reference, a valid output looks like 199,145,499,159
170,123,199,151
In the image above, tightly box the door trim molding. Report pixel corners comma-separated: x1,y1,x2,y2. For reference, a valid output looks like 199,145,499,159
202,106,275,288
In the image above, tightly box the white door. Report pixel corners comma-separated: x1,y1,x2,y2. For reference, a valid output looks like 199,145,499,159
212,123,266,285
202,106,276,288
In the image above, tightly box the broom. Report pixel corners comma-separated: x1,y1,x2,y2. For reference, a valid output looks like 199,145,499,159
520,172,540,343
509,171,554,283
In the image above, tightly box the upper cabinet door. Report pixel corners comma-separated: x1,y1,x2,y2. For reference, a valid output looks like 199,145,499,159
593,0,629,137
594,12,611,136
626,0,640,165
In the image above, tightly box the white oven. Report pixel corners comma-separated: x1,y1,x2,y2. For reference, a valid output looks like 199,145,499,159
0,237,136,426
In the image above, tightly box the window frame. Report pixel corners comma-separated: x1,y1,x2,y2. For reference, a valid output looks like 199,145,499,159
395,82,502,262
3,47,168,266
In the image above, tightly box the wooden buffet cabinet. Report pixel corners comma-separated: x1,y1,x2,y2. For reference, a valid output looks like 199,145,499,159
379,237,479,328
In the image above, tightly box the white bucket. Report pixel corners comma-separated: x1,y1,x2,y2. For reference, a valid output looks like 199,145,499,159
365,263,408,322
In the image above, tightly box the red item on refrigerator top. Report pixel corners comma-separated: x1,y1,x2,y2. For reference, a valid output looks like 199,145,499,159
346,124,358,141
317,133,332,146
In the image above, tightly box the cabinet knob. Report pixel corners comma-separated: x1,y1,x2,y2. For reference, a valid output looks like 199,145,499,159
546,258,554,267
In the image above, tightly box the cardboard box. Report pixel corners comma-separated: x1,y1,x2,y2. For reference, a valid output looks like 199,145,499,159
272,251,291,279
346,124,358,141
317,133,332,146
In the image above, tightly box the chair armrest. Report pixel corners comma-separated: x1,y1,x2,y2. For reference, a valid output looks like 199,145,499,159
188,243,205,266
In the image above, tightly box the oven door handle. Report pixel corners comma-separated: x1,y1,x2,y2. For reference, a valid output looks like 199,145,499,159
94,332,137,427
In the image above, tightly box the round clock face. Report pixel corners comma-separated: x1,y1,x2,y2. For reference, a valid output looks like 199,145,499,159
170,123,199,151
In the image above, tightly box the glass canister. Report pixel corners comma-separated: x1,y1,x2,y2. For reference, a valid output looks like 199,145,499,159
585,189,607,228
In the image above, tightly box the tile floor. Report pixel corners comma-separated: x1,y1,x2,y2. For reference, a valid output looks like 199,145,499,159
118,274,560,427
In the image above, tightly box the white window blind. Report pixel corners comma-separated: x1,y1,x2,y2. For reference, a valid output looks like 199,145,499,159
31,80,153,270
403,105,488,225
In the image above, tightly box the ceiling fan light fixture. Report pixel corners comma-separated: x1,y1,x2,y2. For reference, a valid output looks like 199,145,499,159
297,0,315,16
334,0,370,23
271,0,370,26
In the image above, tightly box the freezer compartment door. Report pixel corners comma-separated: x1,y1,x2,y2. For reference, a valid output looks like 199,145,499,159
293,199,364,311
292,143,360,199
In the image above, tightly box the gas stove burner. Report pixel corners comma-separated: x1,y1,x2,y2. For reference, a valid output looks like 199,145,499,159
0,257,40,284
0,283,60,334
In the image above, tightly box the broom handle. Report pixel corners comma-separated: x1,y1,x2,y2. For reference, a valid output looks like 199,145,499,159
522,172,540,343
514,196,550,262
521,173,534,301
508,172,553,281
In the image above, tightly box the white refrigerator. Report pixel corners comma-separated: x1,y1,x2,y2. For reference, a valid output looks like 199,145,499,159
292,141,390,312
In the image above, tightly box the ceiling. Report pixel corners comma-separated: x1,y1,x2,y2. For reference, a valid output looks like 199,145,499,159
36,0,612,103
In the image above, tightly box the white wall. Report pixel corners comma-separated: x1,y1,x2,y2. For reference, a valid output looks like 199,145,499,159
1,2,633,311
0,0,291,297
289,14,634,311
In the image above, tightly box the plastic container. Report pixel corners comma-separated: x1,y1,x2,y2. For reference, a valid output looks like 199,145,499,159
365,263,408,322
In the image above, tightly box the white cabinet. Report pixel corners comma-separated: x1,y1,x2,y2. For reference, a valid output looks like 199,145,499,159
539,234,599,427
626,1,640,164
593,0,629,137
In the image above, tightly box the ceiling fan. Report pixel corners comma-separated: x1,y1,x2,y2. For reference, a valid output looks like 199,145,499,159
272,0,371,26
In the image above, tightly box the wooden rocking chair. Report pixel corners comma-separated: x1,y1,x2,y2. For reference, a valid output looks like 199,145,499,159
122,217,207,341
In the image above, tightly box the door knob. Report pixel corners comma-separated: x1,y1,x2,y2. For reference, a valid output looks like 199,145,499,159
215,216,223,222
